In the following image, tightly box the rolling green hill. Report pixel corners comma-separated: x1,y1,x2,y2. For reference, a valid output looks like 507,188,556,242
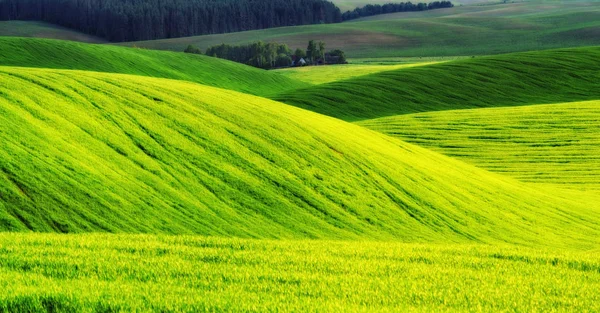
359,101,600,191
0,37,305,97
1,66,600,247
0,21,107,43
273,47,600,121
119,1,600,58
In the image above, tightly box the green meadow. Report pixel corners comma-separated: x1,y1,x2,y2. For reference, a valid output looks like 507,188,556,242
1,0,600,310
2,234,600,312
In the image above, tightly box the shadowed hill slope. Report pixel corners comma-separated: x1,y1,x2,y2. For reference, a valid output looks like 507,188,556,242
0,37,306,97
273,47,600,121
1,66,600,248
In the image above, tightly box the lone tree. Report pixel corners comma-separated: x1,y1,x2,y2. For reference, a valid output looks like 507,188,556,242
318,41,326,62
306,40,317,63
294,48,306,59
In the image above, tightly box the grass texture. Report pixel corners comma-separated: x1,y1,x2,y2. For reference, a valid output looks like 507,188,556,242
0,234,599,312
1,67,600,246
273,47,600,121
359,101,600,191
120,1,600,58
0,37,305,97
274,62,441,85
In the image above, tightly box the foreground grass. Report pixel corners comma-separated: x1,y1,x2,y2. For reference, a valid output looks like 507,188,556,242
274,47,600,121
0,233,598,312
2,66,600,245
0,37,305,96
274,62,441,85
120,1,600,58
359,101,600,191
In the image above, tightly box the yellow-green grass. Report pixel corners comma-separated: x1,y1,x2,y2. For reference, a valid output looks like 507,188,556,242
2,67,600,246
0,21,106,43
0,37,305,97
359,101,600,191
274,62,441,85
274,47,600,121
1,234,599,312
119,1,600,58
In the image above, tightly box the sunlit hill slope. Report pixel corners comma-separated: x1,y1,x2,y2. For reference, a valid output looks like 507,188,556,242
0,67,599,248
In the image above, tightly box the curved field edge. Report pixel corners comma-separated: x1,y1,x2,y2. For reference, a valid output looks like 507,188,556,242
273,62,442,85
0,234,599,312
0,37,306,97
358,100,600,190
1,66,600,247
273,47,600,121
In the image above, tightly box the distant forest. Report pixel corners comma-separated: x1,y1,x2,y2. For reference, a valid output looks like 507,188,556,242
0,0,452,42
342,1,454,21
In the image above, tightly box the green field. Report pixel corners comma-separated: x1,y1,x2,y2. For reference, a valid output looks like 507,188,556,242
274,62,441,84
0,37,304,97
4,65,600,246
1,3,600,307
359,101,600,191
0,21,106,44
274,47,600,121
2,234,599,312
119,1,600,58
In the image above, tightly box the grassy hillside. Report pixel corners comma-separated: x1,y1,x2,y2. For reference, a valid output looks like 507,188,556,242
1,66,600,246
120,1,600,58
0,37,305,96
359,101,600,191
2,234,600,312
275,62,441,85
273,47,600,121
0,21,106,43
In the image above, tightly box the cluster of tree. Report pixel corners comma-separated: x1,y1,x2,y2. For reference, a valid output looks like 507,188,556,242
0,0,342,42
341,1,454,21
186,40,346,69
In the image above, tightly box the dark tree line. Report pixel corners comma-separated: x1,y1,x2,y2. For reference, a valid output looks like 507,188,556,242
341,1,454,21
0,0,342,42
188,40,346,69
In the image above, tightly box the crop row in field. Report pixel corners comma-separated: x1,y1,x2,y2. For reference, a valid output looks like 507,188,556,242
359,101,600,191
1,234,599,312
